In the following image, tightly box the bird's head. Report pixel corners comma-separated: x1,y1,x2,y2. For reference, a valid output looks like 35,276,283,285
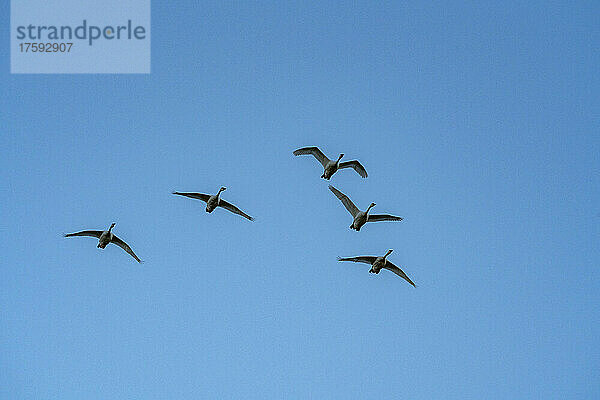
368,202,376,210
338,153,344,160
219,186,227,192
385,249,393,257
109,222,116,231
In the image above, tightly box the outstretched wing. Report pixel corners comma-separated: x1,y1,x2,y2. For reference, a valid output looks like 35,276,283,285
367,214,403,222
384,261,416,287
337,256,377,265
219,199,254,221
328,185,360,217
172,192,211,203
339,160,368,178
111,235,142,263
64,230,103,239
293,146,330,168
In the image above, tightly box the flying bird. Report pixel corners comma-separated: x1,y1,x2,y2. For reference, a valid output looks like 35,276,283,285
338,249,415,286
64,223,141,263
172,187,254,221
328,185,403,231
293,146,367,180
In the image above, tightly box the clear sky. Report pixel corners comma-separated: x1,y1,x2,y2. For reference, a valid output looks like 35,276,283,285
1,1,599,398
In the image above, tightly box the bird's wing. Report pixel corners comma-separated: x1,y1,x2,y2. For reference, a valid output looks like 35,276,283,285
293,146,330,168
64,230,103,238
337,256,377,265
172,192,211,203
219,199,255,221
339,160,368,178
328,185,360,217
111,235,142,263
384,261,416,287
367,214,403,222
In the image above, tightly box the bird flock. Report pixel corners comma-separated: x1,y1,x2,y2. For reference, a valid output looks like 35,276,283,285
64,146,416,287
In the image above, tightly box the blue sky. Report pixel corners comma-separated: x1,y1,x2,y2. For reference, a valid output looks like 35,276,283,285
1,1,599,398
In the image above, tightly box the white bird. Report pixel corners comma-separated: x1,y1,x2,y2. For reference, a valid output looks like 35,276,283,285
172,187,254,221
64,223,141,263
338,249,415,286
293,146,367,180
328,185,403,231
